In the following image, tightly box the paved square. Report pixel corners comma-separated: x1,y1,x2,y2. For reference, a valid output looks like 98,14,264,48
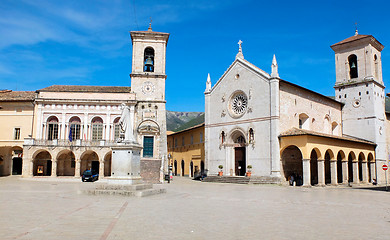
1,176,389,240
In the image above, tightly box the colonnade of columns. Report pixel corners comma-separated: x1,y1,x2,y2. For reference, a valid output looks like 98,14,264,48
302,158,374,186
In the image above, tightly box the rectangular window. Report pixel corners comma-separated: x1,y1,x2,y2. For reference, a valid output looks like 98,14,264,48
14,128,20,140
48,123,58,140
190,135,194,145
182,136,185,146
92,124,103,140
70,124,81,140
200,132,203,143
174,138,178,148
143,136,154,158
114,124,120,140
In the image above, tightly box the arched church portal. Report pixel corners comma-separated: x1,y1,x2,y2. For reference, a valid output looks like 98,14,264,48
232,132,246,176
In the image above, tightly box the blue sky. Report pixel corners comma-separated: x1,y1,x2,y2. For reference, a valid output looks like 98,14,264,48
1,0,389,112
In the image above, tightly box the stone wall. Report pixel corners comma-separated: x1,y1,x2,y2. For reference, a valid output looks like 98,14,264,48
141,159,161,183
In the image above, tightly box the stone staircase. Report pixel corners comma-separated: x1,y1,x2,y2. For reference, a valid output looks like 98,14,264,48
87,183,166,197
202,176,281,185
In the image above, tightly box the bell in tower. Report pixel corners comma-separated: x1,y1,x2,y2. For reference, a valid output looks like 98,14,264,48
144,47,154,72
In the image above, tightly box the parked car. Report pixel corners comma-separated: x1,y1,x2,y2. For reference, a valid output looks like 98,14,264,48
82,170,99,182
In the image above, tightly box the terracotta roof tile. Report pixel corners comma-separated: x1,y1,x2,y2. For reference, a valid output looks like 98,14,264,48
279,127,375,145
331,34,371,46
0,90,35,101
38,85,131,93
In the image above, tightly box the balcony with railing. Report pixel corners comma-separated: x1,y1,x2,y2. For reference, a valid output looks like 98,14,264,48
24,138,118,148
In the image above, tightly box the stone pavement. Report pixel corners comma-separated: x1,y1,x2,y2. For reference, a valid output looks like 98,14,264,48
1,176,390,240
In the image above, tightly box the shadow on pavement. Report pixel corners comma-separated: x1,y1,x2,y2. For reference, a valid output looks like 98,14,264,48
356,186,390,192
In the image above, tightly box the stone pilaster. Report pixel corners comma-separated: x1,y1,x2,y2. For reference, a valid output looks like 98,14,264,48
342,160,348,184
51,160,57,177
353,161,359,183
317,159,325,186
330,160,337,185
99,161,105,179
302,159,311,186
362,162,368,183
75,159,81,178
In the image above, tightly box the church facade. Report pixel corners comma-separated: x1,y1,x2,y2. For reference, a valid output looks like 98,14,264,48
0,26,169,182
205,32,384,185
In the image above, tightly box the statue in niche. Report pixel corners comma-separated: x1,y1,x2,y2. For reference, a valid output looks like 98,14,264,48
118,103,134,142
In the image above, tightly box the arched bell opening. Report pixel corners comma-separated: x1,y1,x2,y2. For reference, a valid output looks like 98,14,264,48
144,47,155,72
348,54,358,79
281,145,303,186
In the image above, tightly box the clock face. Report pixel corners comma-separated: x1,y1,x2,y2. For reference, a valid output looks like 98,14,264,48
142,81,155,95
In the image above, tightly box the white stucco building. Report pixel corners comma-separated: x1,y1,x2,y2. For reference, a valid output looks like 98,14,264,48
205,32,384,185
0,26,170,182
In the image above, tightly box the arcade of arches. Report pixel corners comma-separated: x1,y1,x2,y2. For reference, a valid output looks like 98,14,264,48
25,147,112,178
280,132,376,186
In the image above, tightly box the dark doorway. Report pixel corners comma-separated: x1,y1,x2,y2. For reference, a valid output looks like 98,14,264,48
310,150,318,185
201,161,205,174
190,161,194,177
181,160,185,176
174,160,177,176
91,161,99,173
235,147,246,176
46,160,52,176
12,157,23,175
337,152,343,183
348,154,353,182
325,152,331,184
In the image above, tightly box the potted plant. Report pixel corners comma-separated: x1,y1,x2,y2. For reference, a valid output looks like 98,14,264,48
218,165,223,176
246,165,252,177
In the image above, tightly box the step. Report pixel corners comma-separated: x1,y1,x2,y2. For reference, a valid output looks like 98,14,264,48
95,183,153,191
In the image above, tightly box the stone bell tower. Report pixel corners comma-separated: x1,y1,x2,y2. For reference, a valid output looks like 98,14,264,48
130,24,170,181
331,30,386,183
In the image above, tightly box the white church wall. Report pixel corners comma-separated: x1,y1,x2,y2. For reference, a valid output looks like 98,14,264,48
279,82,342,136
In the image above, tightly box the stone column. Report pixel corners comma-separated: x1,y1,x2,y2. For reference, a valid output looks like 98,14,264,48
362,161,368,183
353,161,359,183
317,159,325,186
51,160,57,177
29,159,34,177
370,162,376,182
330,160,337,185
302,159,311,186
342,160,348,184
99,160,105,179
75,159,81,178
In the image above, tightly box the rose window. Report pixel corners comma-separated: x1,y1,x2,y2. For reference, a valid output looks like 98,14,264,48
230,92,248,117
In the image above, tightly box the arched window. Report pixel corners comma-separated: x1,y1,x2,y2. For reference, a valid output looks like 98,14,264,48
348,54,358,79
323,115,331,134
47,116,59,140
69,116,81,140
298,113,309,130
249,128,254,143
113,117,121,140
374,54,379,79
332,122,338,135
144,47,155,72
91,117,103,140
221,131,225,144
